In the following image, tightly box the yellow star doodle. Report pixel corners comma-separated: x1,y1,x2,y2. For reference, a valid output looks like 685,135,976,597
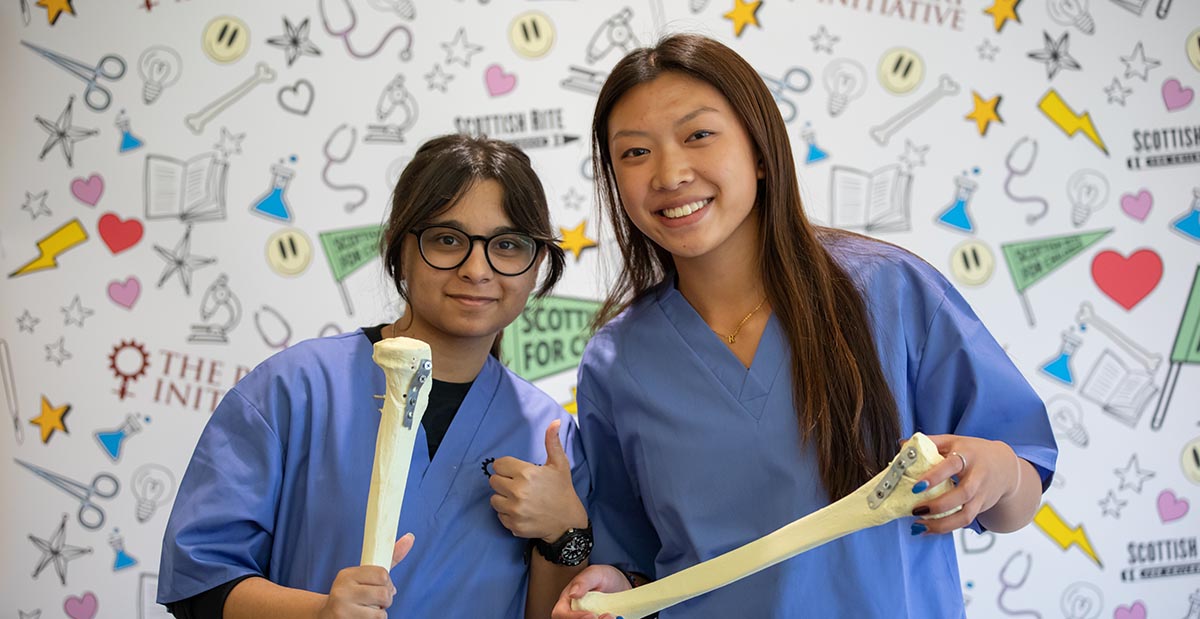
30,396,70,443
36,0,75,25
723,0,763,38
965,92,1003,136
984,0,1020,32
558,221,598,261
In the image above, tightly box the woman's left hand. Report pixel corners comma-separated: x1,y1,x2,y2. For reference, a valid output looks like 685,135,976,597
488,419,588,542
909,434,1022,535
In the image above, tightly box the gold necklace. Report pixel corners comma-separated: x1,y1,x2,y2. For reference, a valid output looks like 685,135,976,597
711,297,766,344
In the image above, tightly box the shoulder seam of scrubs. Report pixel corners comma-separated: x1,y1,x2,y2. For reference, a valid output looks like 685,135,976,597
224,385,284,447
911,290,952,389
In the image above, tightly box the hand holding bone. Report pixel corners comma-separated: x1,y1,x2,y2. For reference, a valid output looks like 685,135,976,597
570,433,960,619
490,419,588,542
320,534,414,619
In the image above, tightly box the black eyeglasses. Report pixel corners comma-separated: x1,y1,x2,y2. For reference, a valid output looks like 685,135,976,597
410,225,546,276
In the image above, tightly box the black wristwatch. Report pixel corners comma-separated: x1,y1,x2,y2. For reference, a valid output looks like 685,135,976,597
535,522,593,566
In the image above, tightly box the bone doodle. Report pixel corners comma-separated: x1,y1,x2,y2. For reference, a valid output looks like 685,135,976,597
574,433,958,619
869,75,959,146
185,62,277,135
361,336,432,568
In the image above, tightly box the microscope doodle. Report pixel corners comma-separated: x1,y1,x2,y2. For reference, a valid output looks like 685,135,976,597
189,274,241,343
586,8,639,64
367,74,418,143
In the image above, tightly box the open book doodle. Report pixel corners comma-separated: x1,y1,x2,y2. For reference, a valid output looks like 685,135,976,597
143,152,228,222
830,164,912,233
1081,349,1159,427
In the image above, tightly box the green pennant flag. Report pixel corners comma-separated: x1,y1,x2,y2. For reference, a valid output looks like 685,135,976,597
319,225,383,282
319,225,383,316
1001,229,1111,292
501,296,602,382
1170,266,1200,365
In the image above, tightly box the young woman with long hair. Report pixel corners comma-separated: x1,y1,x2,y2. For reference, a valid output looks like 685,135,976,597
554,35,1057,618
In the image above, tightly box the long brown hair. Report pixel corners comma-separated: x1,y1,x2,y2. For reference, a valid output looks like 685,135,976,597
591,34,900,501
381,134,566,356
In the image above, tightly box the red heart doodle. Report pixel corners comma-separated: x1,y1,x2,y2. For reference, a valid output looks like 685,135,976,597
98,213,144,255
1090,249,1162,310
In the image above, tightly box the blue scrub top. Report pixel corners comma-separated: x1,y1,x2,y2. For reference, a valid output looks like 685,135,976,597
577,235,1057,618
158,329,588,618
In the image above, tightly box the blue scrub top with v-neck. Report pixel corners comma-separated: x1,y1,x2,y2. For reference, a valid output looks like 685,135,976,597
157,329,588,618
577,235,1057,618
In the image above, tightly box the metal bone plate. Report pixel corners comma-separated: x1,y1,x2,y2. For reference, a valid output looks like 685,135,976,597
403,359,432,428
867,446,918,509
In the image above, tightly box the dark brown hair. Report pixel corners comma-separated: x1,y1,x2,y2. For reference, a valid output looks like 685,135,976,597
591,34,900,501
381,134,566,354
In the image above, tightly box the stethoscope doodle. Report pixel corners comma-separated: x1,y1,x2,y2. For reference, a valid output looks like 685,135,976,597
1004,137,1050,225
254,305,294,350
323,124,369,212
759,68,812,124
319,0,413,60
997,550,1042,619
21,41,126,112
15,458,119,530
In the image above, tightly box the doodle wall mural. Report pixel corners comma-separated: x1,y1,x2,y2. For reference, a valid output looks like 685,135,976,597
1,0,1198,616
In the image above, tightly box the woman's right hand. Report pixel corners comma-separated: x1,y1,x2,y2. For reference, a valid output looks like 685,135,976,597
319,533,414,619
551,564,632,619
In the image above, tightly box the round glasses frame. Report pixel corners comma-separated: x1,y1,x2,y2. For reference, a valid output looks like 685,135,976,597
410,225,549,276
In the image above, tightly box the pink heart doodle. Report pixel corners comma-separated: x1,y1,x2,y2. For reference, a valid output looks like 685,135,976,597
108,277,141,309
64,591,98,619
70,174,104,206
1120,190,1153,221
485,64,517,96
1157,489,1189,522
1162,78,1194,111
1113,601,1146,619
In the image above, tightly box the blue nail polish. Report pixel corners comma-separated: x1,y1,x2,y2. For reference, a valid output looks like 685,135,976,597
911,523,927,536
912,480,928,493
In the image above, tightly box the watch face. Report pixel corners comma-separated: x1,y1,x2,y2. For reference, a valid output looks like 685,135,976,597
560,532,593,566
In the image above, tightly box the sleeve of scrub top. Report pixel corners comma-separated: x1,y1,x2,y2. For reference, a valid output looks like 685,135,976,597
562,415,592,514
576,371,662,579
911,283,1059,518
158,386,284,603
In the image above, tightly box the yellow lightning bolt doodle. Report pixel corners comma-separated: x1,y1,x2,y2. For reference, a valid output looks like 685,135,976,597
1038,89,1108,155
1034,502,1102,567
9,218,88,277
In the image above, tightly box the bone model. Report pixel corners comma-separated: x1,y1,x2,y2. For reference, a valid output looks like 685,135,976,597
574,433,959,618
360,336,433,568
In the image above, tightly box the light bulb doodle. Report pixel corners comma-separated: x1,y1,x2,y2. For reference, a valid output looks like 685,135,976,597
319,0,413,60
108,340,150,400
1046,394,1088,447
1047,0,1095,34
1067,170,1108,227
323,124,368,212
1060,582,1102,619
823,59,867,116
137,45,181,105
255,305,293,350
131,463,176,523
997,550,1042,618
1004,137,1050,224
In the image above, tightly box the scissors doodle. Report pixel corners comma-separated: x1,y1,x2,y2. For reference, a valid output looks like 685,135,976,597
758,68,812,124
22,41,126,112
15,458,119,530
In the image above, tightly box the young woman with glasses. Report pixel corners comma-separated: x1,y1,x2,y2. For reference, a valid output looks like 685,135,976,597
158,135,592,619
553,35,1057,618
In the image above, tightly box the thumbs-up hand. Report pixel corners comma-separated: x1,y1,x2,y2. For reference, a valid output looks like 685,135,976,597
488,419,588,542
